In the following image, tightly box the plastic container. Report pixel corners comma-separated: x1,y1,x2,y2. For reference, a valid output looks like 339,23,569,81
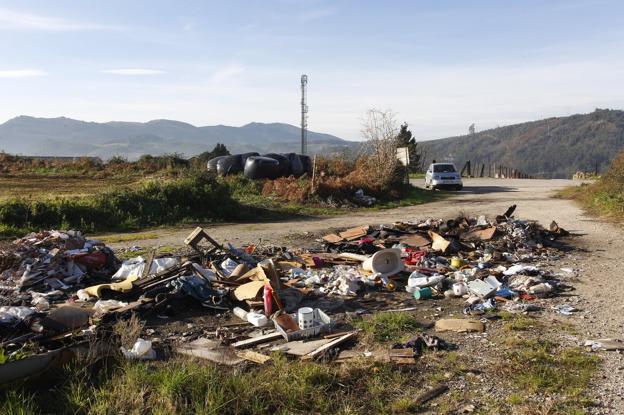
297,307,314,330
413,287,433,300
233,307,248,321
263,282,274,316
450,257,464,268
453,282,468,296
274,308,332,341
247,312,269,327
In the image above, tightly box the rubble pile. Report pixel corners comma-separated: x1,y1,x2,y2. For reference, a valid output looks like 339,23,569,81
0,205,584,385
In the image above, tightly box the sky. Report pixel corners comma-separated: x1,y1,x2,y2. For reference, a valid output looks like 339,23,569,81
1,0,624,141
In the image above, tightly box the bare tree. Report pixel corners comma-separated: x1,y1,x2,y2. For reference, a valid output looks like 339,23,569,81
361,109,400,186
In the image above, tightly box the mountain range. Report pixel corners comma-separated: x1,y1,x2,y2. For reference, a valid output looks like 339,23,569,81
0,116,352,160
2,110,624,179
420,109,624,178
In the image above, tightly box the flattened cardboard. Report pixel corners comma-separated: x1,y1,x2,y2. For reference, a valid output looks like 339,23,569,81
338,226,370,241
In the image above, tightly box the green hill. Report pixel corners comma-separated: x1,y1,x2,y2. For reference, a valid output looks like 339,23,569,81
420,109,624,178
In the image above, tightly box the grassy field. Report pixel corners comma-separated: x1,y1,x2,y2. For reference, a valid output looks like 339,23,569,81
0,172,441,238
0,175,138,201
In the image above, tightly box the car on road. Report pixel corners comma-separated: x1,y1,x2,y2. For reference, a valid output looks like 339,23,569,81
424,163,463,190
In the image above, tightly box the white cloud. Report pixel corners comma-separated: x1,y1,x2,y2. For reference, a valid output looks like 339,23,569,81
0,7,118,31
101,68,165,76
0,69,46,78
210,64,245,83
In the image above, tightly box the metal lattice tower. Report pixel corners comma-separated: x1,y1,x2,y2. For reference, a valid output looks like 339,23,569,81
300,74,308,154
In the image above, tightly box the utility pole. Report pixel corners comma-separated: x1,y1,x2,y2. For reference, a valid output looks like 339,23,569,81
300,74,308,154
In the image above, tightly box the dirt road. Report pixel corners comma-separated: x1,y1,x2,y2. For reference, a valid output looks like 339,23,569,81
104,178,580,250
102,177,624,412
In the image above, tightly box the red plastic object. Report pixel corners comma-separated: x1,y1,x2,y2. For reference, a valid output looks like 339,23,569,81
403,249,427,266
72,251,107,268
263,282,274,316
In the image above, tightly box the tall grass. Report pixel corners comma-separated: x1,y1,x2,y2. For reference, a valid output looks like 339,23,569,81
0,356,427,414
561,150,624,218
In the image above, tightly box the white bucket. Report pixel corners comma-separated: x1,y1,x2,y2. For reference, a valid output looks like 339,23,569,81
297,307,314,330
453,282,468,296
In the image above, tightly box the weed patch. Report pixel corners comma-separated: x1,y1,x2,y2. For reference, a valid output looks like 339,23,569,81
353,312,422,342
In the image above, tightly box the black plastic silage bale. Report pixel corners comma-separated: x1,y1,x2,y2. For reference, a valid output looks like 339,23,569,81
285,153,305,177
299,155,312,176
244,156,281,180
217,155,244,176
207,156,227,172
262,153,291,177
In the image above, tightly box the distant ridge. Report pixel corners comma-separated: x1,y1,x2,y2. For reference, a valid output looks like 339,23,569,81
0,116,353,159
420,109,624,179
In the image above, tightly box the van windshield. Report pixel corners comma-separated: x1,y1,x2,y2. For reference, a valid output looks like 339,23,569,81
433,164,456,173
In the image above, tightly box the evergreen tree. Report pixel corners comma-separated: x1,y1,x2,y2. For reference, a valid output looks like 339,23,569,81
197,143,230,162
396,122,420,172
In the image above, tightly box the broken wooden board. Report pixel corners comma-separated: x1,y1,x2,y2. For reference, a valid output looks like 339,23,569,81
434,318,485,333
461,226,497,241
322,233,343,244
338,226,370,241
334,348,415,365
428,231,450,252
399,233,431,248
177,338,244,366
302,331,358,360
273,338,333,356
231,332,284,349
233,280,266,301
234,350,272,364
414,384,449,406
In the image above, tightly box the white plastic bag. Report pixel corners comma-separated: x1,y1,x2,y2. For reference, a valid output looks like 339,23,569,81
121,338,156,360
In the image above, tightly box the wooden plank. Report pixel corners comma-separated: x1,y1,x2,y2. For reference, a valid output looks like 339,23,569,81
302,331,357,360
231,332,283,349
274,338,333,356
141,250,156,279
234,350,272,364
414,384,449,406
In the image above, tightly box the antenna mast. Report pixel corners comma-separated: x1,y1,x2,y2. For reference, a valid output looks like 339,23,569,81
300,74,308,154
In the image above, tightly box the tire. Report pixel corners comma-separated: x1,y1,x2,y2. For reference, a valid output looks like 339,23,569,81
456,185,463,191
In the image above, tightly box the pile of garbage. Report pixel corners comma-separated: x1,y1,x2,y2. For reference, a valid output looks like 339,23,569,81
0,205,580,383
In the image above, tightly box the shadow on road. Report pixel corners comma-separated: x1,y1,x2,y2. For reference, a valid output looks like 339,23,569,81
457,185,518,194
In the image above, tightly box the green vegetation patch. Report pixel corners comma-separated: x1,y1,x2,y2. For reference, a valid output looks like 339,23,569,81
501,338,599,412
0,355,441,415
353,311,422,342
0,173,241,236
558,150,624,220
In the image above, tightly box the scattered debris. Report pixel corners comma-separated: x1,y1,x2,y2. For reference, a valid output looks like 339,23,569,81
0,205,579,386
